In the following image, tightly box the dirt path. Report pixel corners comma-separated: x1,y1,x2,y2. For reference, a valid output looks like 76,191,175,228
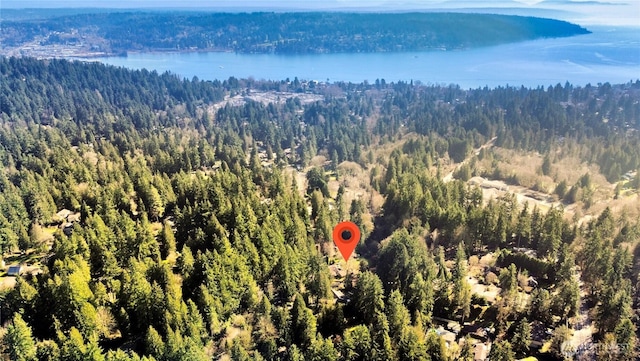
565,281,594,358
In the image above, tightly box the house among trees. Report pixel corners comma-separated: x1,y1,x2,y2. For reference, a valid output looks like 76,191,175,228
7,265,22,276
434,326,457,345
55,208,81,236
331,289,349,303
54,209,73,222
62,223,74,237
55,209,81,223
67,213,81,223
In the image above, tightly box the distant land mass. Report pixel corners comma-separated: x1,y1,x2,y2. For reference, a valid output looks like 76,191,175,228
0,12,591,57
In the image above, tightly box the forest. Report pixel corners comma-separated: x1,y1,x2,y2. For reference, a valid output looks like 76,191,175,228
0,56,639,361
0,12,590,55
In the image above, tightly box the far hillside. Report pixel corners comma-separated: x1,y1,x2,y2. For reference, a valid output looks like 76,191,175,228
0,11,590,57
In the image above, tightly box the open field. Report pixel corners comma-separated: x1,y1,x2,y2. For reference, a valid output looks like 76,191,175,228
455,146,637,222
210,91,323,114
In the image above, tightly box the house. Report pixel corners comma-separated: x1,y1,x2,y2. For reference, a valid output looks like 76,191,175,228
55,209,73,221
435,326,457,346
67,212,81,223
7,265,22,276
432,316,462,334
53,209,80,224
62,222,75,236
331,289,349,303
622,171,635,180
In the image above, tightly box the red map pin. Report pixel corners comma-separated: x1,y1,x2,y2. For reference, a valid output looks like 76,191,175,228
333,221,361,261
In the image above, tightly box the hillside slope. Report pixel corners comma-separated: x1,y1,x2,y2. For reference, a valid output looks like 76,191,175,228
0,12,590,57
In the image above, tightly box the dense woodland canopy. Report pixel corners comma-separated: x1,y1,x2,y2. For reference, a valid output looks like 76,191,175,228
0,56,639,360
0,12,590,55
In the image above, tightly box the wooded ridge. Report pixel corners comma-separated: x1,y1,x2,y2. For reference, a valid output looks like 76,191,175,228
0,57,638,361
0,12,590,57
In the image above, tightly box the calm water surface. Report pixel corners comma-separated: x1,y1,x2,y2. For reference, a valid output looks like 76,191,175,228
92,26,640,89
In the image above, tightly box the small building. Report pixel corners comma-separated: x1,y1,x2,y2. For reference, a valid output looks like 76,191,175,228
435,326,457,346
67,212,81,223
55,209,73,222
7,265,22,276
331,289,349,303
432,316,461,334
62,223,74,236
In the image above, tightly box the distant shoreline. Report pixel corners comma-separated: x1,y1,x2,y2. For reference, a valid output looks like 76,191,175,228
8,33,595,60
1,11,591,58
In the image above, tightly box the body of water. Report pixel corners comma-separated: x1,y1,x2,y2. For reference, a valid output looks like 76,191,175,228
92,26,640,89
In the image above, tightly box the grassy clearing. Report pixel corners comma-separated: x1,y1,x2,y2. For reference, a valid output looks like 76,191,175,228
476,147,612,196
3,249,43,267
470,147,630,222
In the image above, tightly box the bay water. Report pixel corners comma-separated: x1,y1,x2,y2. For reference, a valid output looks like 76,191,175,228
91,26,639,89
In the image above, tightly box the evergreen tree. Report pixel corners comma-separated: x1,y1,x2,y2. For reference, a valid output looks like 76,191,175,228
352,272,385,326
488,340,515,361
286,345,305,361
595,282,632,337
369,311,394,361
529,288,553,324
386,290,410,343
499,263,518,297
452,243,471,321
424,330,447,361
306,167,329,197
159,221,176,260
541,154,552,176
306,336,338,361
230,338,251,361
511,318,531,357
145,326,165,360
397,327,427,361
341,325,373,361
5,314,37,361
291,294,317,349
614,318,637,361
553,276,580,323
549,325,572,360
